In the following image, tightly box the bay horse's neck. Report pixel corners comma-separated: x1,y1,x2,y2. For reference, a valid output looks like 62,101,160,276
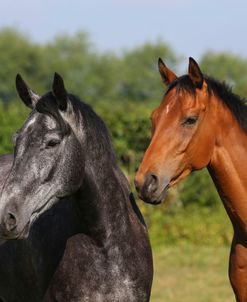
208,97,247,232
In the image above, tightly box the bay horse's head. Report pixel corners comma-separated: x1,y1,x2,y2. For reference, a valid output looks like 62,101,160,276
135,58,216,204
0,74,85,239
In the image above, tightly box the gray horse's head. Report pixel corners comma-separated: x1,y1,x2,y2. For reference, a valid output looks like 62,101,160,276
0,73,85,240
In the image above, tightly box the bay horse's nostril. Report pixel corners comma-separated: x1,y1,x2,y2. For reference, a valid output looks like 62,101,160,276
145,173,159,194
4,212,17,232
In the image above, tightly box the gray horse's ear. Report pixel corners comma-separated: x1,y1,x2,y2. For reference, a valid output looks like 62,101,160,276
16,74,40,109
158,58,177,86
188,57,203,89
52,73,67,111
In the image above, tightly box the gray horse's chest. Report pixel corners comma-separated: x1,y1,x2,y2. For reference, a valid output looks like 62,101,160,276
47,235,146,302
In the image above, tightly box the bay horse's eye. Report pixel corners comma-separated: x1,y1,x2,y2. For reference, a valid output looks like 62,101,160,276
46,139,61,148
183,116,198,126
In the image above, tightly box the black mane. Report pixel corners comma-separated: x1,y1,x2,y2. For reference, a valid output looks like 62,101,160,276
167,74,247,131
70,94,117,164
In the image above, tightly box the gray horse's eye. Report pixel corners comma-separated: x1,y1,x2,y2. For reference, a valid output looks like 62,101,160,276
46,138,61,148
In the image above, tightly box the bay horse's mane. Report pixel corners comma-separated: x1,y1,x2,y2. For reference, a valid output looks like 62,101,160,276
167,75,247,132
36,92,117,162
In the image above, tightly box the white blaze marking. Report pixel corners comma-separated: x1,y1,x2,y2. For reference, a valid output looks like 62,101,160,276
166,104,171,114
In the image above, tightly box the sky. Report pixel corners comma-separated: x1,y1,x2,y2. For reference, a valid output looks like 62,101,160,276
1,0,247,62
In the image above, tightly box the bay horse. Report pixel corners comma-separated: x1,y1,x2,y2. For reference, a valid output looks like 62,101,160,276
0,74,153,301
135,57,247,302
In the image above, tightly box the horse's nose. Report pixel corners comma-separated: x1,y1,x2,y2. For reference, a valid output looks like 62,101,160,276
144,173,159,194
135,172,159,196
4,212,18,233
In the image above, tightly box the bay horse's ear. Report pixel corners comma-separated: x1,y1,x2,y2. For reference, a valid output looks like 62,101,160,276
16,74,40,109
188,57,203,89
158,58,177,86
52,73,67,111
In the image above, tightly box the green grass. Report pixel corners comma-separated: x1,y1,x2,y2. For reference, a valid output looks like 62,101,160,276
151,244,235,302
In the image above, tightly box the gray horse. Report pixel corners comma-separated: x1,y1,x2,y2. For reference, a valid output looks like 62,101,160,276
0,74,153,301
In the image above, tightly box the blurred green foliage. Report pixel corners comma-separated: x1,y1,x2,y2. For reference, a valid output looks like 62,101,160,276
0,27,243,246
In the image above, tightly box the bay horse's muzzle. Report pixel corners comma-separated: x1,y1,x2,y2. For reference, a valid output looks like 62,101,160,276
135,172,168,205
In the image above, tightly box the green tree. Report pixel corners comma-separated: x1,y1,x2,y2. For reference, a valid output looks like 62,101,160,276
200,52,247,97
0,28,46,101
178,169,221,207
118,41,178,102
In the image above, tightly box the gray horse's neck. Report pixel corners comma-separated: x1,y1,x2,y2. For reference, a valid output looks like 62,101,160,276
76,160,134,247
66,99,145,247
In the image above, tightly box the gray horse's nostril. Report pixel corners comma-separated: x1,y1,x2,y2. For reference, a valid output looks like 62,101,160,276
5,212,17,232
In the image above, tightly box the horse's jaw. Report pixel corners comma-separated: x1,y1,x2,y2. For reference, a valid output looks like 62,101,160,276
21,195,60,239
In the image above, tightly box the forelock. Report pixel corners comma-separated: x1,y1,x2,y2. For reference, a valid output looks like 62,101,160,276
166,75,196,96
35,92,70,135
